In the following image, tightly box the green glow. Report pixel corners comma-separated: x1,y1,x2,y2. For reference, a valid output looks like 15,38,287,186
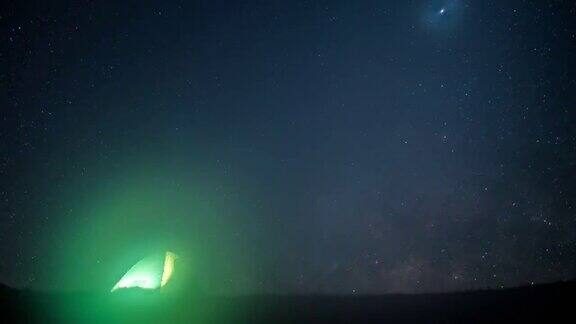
41,162,254,294
112,251,177,292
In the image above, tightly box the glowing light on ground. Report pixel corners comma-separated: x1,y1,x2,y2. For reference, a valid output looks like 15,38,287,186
111,251,178,292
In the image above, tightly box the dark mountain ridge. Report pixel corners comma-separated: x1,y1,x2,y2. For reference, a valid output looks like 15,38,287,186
0,280,574,323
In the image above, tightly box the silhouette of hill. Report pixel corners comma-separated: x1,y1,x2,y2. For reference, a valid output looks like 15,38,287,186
0,283,14,294
0,281,573,323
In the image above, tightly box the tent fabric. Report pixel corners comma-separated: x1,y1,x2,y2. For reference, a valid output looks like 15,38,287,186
111,251,177,292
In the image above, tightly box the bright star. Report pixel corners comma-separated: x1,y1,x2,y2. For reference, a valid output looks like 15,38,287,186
439,8,445,15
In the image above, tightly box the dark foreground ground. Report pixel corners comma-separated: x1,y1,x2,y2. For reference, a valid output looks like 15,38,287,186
0,281,574,323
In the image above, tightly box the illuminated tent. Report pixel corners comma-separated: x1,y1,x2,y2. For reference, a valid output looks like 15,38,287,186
111,251,178,292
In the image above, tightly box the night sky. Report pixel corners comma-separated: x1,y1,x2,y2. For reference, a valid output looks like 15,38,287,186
2,0,576,294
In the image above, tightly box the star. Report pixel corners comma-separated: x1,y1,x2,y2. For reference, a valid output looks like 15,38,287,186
439,8,446,15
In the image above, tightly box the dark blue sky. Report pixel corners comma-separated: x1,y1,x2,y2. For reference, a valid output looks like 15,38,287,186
1,0,576,293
